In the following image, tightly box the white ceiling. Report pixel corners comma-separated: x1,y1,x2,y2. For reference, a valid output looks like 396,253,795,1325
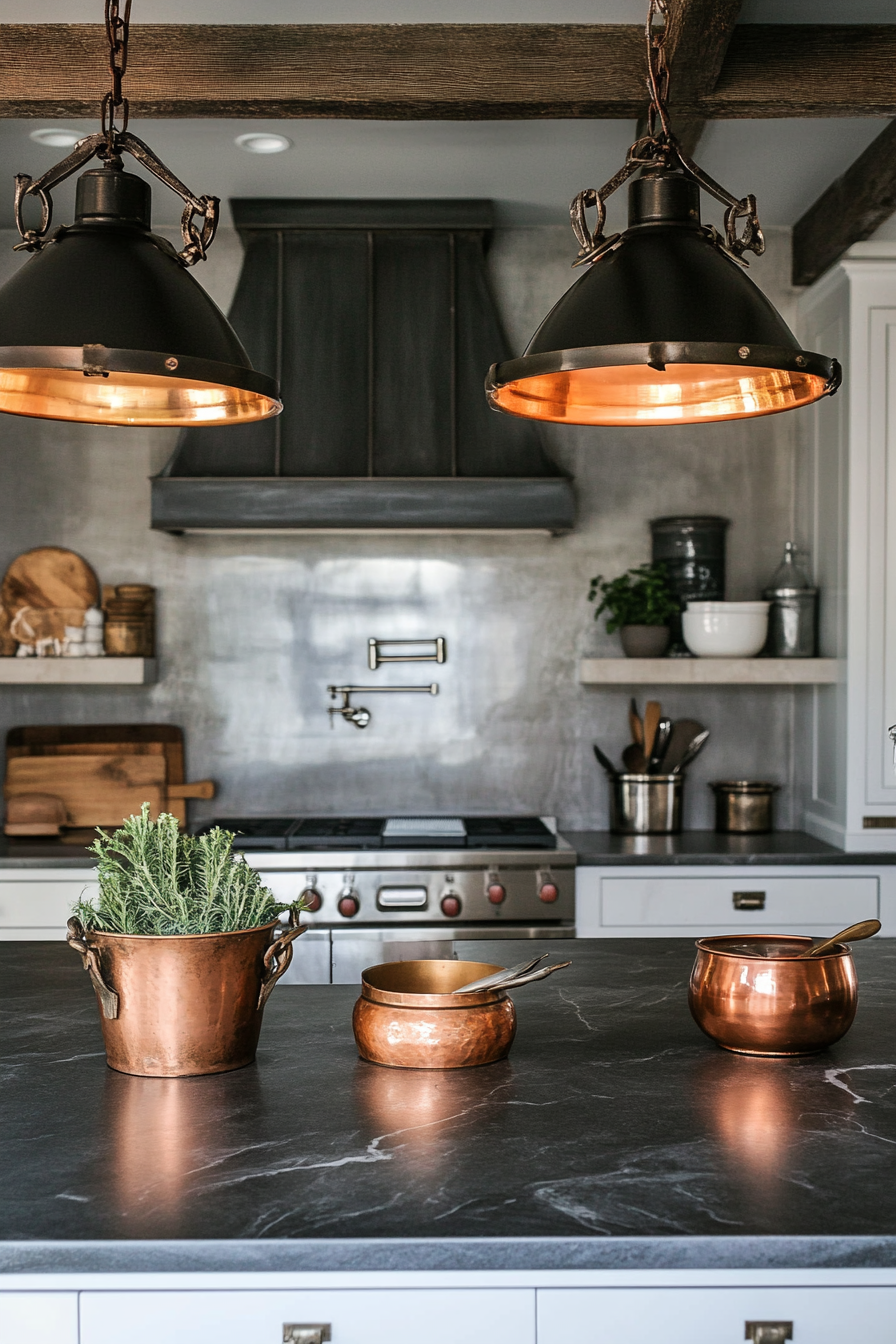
0,2,891,234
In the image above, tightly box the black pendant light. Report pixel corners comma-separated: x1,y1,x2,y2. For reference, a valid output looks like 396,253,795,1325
487,0,840,427
0,2,281,428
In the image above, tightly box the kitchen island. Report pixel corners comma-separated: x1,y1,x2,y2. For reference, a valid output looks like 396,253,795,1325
3,937,896,1342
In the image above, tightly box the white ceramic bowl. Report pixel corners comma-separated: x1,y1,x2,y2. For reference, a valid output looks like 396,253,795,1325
682,601,770,658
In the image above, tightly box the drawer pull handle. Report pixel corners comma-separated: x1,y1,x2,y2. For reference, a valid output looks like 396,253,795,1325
733,891,766,911
284,1327,331,1344
745,1324,792,1344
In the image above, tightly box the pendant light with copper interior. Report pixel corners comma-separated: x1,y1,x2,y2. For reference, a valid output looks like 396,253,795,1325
0,2,281,428
486,0,840,428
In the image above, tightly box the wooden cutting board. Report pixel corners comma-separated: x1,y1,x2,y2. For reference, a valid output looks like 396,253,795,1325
1,546,99,613
0,547,100,653
5,755,168,829
6,724,184,780
6,725,190,824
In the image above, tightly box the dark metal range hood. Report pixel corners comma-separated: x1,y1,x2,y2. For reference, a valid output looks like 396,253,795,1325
152,199,574,534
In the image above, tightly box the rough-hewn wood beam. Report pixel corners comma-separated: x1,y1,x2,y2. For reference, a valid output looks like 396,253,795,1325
662,0,743,157
0,24,645,120
0,24,894,121
792,118,896,287
706,25,896,118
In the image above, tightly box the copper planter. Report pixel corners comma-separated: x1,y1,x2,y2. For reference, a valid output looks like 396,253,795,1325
353,960,517,1070
67,916,304,1077
689,934,858,1056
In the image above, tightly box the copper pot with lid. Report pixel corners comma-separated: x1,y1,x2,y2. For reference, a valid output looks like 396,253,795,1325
688,934,858,1056
353,960,517,1069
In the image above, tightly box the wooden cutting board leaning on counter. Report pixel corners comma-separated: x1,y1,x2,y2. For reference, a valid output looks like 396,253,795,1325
3,725,213,836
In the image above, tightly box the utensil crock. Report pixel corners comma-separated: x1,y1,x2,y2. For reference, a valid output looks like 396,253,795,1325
609,773,683,834
689,934,858,1055
353,960,517,1069
67,916,303,1077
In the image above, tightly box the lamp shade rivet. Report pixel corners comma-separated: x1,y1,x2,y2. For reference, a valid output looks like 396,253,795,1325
165,357,178,370
738,347,750,359
797,355,807,366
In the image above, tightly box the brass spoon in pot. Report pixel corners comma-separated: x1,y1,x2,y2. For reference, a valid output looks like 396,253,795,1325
796,918,882,958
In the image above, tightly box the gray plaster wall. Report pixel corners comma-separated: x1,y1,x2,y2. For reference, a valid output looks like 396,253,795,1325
0,223,803,831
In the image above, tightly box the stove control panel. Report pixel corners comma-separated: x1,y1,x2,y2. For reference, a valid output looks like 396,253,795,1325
255,861,574,926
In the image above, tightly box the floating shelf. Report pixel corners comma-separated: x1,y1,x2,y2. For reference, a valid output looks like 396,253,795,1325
579,658,840,686
0,658,156,686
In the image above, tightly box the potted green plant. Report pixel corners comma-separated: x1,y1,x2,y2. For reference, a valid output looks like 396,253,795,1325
67,806,308,1078
588,563,680,657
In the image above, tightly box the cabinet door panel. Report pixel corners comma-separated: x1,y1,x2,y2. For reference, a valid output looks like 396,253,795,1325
600,876,878,928
0,1291,78,1344
0,879,98,933
80,1287,535,1344
538,1286,896,1344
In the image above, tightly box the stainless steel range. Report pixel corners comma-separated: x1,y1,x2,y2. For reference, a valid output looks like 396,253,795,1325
197,816,576,984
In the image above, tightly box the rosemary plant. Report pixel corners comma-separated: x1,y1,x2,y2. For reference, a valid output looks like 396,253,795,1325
72,805,307,936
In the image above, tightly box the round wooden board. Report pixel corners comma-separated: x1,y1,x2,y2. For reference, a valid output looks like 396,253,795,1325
0,547,100,651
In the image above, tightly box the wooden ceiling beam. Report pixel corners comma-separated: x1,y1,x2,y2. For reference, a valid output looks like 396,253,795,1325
661,0,743,158
792,118,896,287
0,24,894,121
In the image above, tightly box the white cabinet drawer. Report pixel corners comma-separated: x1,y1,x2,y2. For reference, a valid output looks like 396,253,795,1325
79,1288,535,1344
0,878,98,931
600,875,879,927
538,1287,896,1344
0,1291,78,1344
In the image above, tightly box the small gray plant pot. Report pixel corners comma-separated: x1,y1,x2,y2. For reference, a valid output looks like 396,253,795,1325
620,624,671,658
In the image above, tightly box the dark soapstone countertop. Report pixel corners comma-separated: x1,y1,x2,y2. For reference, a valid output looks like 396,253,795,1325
563,830,896,865
0,835,97,867
2,830,892,870
3,937,896,1274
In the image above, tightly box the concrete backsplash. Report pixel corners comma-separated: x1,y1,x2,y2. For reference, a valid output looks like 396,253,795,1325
0,223,803,831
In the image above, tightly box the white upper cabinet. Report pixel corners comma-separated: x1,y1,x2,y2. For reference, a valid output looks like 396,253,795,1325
797,244,896,849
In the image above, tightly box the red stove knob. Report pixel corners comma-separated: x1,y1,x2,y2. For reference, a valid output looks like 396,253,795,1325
539,881,560,904
487,882,506,905
300,887,323,912
338,891,360,918
441,894,462,918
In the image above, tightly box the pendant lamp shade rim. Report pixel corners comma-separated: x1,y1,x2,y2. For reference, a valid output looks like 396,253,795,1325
487,342,841,428
0,344,282,428
489,341,839,387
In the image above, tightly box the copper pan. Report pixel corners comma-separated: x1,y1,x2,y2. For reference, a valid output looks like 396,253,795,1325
353,960,517,1070
689,934,858,1056
67,915,304,1077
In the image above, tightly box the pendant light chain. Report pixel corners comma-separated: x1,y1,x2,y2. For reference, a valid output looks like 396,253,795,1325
571,0,765,269
12,0,218,268
102,0,132,152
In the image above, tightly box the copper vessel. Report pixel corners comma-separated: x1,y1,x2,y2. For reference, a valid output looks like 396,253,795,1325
689,934,858,1056
353,960,517,1069
67,915,303,1077
710,780,779,834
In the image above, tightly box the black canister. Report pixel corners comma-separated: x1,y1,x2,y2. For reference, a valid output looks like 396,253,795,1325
650,515,730,655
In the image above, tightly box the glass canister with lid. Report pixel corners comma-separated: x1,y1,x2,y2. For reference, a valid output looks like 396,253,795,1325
762,541,818,657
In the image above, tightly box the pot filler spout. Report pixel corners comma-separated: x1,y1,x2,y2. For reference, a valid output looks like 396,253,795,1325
152,199,574,535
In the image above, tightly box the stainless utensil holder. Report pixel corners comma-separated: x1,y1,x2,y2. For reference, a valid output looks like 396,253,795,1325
609,774,684,835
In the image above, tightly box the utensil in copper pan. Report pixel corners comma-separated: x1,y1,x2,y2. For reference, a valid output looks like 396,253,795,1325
455,954,548,992
796,918,881,958
456,957,571,994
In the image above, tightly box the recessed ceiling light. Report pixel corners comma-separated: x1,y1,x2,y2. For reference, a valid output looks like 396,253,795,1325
235,132,292,155
29,127,86,148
